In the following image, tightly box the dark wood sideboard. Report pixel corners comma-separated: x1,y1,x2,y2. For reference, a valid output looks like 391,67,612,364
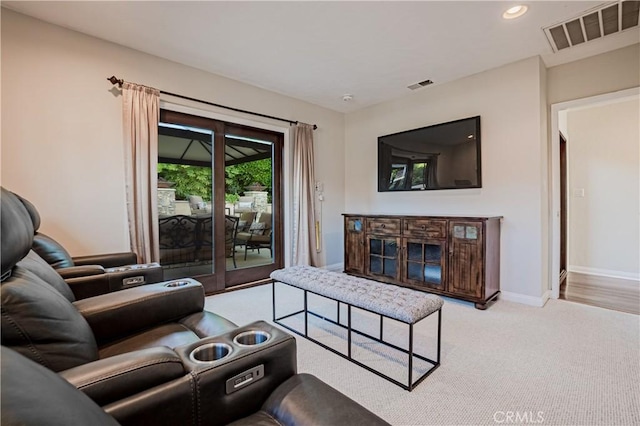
343,214,502,310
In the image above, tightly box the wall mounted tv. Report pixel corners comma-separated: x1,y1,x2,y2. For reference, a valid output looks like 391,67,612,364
378,116,481,192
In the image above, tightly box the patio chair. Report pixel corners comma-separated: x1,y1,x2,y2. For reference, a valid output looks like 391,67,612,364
225,215,239,268
158,215,199,265
237,211,257,232
236,212,272,261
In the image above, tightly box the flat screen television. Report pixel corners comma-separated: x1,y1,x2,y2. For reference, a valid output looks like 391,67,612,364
378,116,481,192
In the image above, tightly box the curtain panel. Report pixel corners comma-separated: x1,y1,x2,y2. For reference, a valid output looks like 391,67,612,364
122,82,160,263
291,123,319,266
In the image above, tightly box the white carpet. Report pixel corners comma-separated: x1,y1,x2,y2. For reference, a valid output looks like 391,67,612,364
205,284,640,425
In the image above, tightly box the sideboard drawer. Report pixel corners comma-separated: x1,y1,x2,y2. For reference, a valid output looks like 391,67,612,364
366,218,401,235
404,219,446,238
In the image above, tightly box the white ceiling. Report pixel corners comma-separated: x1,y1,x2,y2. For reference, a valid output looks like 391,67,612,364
3,1,638,113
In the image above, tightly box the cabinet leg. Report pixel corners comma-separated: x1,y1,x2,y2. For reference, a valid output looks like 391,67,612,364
475,292,499,310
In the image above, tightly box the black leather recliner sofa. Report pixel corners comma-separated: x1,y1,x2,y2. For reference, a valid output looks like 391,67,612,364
0,187,388,426
15,192,165,299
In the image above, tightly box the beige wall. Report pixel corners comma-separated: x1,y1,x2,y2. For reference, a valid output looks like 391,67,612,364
1,10,345,265
345,57,546,301
547,44,640,105
567,98,640,277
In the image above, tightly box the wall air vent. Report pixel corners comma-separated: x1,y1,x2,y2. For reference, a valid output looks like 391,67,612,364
543,0,639,52
407,79,434,90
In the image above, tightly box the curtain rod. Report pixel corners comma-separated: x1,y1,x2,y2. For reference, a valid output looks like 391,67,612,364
107,76,317,130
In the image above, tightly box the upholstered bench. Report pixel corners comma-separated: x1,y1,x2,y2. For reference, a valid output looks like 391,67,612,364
271,266,443,391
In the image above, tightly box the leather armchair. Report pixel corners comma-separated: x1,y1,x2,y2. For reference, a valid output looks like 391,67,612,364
1,187,237,372
2,344,390,426
1,186,389,426
14,191,164,299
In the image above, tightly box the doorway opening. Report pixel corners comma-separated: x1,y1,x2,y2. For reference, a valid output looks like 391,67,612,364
550,87,639,314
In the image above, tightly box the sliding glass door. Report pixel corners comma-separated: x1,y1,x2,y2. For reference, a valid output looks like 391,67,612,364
157,110,283,293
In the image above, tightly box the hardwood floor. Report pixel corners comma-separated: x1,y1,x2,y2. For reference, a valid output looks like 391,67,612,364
560,272,639,315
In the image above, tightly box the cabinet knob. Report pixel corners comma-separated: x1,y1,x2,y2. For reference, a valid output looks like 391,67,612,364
380,224,386,228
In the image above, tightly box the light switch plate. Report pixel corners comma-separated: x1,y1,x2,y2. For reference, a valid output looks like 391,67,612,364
572,188,585,197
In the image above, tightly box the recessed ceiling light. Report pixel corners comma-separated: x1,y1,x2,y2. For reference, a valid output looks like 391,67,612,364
503,5,528,20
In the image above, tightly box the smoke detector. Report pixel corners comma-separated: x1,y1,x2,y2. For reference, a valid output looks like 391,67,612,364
342,94,354,102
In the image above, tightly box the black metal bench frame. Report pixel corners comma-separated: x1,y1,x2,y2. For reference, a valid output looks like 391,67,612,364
272,280,441,391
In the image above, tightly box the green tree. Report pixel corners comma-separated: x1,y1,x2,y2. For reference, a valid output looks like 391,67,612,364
158,158,272,202
225,158,272,198
157,163,212,200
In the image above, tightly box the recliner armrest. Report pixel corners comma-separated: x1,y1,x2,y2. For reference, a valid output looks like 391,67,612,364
73,252,138,268
60,347,185,407
58,265,105,279
73,279,205,345
66,274,112,300
257,374,390,426
104,263,164,292
104,322,298,426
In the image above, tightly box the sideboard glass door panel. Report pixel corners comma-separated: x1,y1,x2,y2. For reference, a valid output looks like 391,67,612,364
366,236,400,280
402,238,446,290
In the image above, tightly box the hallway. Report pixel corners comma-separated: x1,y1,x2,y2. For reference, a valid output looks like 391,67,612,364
560,272,639,315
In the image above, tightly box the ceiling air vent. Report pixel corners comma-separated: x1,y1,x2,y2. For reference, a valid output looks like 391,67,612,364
408,79,434,90
543,0,639,52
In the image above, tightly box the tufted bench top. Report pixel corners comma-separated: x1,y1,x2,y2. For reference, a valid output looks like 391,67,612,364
271,266,443,324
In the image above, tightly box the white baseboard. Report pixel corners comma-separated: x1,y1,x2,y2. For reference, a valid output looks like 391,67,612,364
568,266,640,281
501,291,550,307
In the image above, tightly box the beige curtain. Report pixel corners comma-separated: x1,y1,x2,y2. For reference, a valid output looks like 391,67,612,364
291,123,319,266
122,82,160,263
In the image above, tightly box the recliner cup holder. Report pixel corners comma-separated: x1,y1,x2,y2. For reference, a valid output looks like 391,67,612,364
189,342,233,363
165,280,189,287
233,330,271,347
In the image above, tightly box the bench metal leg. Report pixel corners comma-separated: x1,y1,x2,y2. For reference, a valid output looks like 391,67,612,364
437,309,441,363
272,281,306,324
408,323,414,390
272,281,276,321
272,280,441,392
304,290,308,337
347,304,352,358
